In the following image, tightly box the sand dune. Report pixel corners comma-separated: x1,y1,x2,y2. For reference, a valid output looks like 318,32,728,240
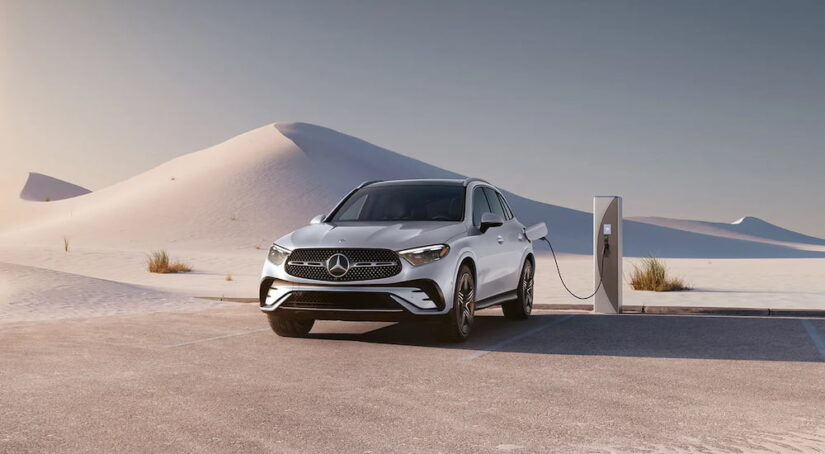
18,172,91,202
632,215,825,252
0,173,90,232
0,125,338,248
1,122,822,258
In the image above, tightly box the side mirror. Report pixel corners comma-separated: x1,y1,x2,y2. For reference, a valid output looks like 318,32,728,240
524,222,548,241
479,212,504,233
309,214,325,225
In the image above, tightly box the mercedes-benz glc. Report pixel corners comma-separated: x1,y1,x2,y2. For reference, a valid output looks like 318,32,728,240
259,178,547,341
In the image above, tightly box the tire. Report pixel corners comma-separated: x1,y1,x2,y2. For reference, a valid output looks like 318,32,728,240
502,259,534,320
266,312,314,338
439,265,475,342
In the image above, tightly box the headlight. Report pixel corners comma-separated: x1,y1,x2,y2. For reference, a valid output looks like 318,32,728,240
268,243,291,265
398,244,450,266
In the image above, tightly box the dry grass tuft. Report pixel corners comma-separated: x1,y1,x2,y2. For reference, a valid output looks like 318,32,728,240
225,274,233,281
63,236,70,253
629,256,690,292
147,250,192,274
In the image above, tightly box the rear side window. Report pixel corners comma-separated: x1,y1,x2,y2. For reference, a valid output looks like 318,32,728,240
482,187,506,220
472,187,491,226
497,192,514,220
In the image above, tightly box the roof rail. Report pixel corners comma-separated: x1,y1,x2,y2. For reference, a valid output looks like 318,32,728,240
463,177,491,186
356,180,383,189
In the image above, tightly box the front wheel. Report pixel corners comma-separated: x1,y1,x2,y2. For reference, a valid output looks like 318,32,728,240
266,312,314,337
439,265,475,342
502,259,534,320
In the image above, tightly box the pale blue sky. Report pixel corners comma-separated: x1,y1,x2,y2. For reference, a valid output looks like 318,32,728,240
2,0,824,236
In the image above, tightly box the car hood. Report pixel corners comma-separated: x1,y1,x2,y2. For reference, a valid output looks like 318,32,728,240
276,222,468,251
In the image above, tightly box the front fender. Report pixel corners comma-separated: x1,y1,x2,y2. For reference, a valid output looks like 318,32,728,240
444,247,478,310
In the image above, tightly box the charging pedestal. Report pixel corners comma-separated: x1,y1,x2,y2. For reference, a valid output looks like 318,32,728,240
593,196,622,314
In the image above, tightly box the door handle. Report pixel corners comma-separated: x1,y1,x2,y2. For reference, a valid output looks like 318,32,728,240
497,235,504,244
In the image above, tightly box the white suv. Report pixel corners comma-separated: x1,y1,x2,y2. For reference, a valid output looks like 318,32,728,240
259,178,547,341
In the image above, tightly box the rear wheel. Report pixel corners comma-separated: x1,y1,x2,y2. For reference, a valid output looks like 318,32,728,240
266,312,314,337
502,259,534,320
439,265,475,342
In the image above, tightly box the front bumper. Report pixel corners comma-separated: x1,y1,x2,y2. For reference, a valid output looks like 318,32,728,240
260,248,462,319
259,278,446,321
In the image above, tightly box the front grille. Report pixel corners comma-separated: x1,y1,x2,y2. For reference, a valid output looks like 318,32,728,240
280,291,401,310
285,248,402,282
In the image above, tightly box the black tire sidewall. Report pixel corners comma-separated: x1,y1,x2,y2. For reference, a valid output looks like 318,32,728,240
503,259,533,320
267,312,314,337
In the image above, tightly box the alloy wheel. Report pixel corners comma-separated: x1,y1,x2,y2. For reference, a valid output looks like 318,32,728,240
522,262,534,313
457,272,475,334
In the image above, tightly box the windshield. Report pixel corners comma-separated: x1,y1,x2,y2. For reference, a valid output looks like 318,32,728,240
331,184,465,222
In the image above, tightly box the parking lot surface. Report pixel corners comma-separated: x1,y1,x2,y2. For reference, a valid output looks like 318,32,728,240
2,305,824,453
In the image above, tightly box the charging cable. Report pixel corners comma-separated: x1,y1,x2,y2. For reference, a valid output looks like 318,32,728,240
542,235,608,300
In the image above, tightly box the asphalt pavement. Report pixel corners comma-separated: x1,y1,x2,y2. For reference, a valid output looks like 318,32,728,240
2,305,824,453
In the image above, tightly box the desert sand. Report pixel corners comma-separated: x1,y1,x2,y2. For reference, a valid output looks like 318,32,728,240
3,245,823,323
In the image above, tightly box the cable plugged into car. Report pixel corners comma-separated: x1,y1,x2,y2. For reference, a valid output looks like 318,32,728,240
535,196,622,312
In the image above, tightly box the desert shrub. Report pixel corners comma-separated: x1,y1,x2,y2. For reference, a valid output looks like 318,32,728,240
629,256,689,291
147,250,192,273
225,274,233,281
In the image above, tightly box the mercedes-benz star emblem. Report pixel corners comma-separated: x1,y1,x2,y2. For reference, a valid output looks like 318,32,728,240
326,253,350,277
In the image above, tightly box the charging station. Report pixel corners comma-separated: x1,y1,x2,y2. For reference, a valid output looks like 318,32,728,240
593,196,622,314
